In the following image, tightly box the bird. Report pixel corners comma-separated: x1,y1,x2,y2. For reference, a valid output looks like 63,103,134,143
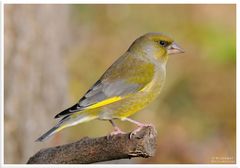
36,32,184,142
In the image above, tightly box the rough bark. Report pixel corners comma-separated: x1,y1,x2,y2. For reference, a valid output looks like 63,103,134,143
27,126,157,164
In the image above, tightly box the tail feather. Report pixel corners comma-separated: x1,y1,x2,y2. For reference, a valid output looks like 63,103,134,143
36,115,70,142
36,113,97,142
35,124,61,142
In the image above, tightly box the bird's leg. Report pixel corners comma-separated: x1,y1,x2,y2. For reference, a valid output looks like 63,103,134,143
108,120,125,138
124,118,156,139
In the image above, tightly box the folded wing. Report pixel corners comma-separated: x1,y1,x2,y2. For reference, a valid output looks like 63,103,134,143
55,52,154,118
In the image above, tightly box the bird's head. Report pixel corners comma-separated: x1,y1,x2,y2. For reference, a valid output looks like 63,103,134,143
128,32,184,63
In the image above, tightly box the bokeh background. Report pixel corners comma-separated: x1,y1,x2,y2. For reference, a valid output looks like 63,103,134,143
4,4,236,164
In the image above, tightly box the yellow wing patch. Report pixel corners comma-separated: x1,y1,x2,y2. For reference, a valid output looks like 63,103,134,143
85,96,122,110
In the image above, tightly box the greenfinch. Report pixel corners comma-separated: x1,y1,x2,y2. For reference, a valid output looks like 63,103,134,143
36,32,184,142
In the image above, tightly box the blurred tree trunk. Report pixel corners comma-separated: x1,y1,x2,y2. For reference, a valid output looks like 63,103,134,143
4,5,70,163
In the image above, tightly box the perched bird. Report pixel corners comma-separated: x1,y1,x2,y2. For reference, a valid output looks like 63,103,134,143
36,32,184,142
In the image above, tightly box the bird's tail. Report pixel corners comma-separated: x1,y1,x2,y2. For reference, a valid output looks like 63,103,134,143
35,124,63,142
35,113,96,142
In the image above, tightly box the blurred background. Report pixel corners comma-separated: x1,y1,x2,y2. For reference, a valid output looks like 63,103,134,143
4,4,235,164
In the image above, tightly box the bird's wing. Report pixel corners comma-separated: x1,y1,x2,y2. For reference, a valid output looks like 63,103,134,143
55,52,155,118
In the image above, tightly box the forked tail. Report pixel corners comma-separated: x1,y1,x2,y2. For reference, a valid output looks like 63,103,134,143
35,114,96,142
35,124,62,142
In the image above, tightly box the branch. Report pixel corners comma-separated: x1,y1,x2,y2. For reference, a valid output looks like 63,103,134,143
27,126,157,164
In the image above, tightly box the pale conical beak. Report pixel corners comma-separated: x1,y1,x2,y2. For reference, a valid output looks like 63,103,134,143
167,42,184,55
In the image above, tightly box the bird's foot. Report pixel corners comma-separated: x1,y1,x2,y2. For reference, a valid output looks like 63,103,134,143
110,129,126,136
107,128,126,140
129,123,156,139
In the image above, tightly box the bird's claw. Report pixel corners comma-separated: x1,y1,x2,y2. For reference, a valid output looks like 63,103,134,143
107,129,126,140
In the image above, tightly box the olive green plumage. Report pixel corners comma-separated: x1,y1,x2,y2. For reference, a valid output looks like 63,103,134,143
36,32,184,142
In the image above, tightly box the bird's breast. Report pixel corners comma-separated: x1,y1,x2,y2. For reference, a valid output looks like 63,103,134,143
141,64,166,94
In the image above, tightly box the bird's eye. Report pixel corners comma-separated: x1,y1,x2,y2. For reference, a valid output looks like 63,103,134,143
159,40,167,47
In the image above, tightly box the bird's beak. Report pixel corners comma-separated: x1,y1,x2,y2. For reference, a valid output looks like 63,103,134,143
167,42,184,55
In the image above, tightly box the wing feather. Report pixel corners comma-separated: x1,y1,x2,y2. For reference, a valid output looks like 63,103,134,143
55,52,154,118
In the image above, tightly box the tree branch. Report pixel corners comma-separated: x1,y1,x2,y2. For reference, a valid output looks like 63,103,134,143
27,126,157,164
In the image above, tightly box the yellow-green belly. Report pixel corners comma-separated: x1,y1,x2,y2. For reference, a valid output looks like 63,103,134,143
98,68,165,120
102,92,156,119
